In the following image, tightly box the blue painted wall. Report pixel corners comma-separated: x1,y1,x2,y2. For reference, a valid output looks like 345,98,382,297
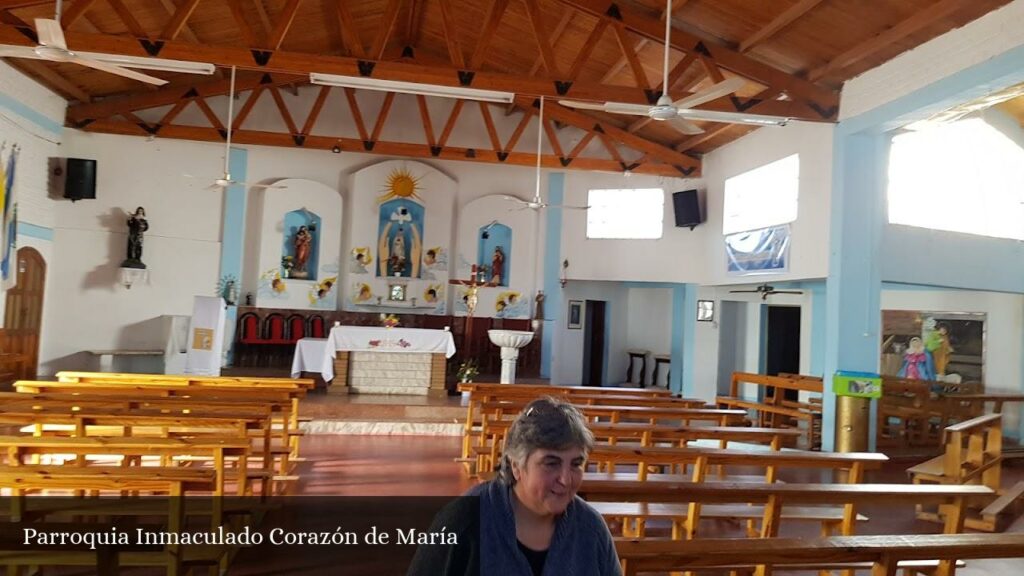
540,173,565,379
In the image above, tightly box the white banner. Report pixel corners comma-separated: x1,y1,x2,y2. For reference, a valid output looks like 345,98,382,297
185,296,226,376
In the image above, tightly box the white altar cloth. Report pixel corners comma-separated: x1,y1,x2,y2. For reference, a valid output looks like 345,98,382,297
320,326,456,381
290,338,328,378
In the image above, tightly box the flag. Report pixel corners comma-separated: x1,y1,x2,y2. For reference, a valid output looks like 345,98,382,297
0,147,18,289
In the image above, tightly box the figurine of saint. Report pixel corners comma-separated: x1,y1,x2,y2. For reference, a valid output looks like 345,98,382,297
294,226,312,273
534,290,545,320
124,207,148,268
490,246,505,285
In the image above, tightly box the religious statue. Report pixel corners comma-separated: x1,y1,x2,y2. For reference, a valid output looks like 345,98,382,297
390,230,408,274
898,336,935,381
490,246,505,285
123,206,148,268
534,290,545,320
293,225,312,277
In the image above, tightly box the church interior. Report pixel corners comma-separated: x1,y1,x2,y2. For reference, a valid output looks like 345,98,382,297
2,0,1024,573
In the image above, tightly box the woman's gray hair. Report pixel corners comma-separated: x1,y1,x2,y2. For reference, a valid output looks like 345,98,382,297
498,396,594,485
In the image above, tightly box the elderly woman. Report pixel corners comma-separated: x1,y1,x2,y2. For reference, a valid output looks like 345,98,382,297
408,396,621,576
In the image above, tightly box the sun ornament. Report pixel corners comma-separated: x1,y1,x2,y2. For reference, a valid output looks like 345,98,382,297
378,168,423,203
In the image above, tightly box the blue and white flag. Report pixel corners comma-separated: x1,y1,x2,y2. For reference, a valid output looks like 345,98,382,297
725,224,790,274
0,147,17,289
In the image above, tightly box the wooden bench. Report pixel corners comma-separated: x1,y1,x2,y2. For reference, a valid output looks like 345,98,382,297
716,372,823,449
908,414,1024,531
614,532,1024,576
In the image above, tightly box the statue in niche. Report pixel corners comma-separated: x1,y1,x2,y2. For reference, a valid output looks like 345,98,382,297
292,225,312,278
123,207,148,268
490,246,505,285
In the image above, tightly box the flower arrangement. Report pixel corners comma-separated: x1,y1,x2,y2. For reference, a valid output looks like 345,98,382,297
456,359,479,383
379,313,400,328
281,256,295,278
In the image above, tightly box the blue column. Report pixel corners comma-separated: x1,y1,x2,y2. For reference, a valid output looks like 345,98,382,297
670,283,697,396
822,132,887,451
540,172,565,379
810,282,826,376
220,148,248,366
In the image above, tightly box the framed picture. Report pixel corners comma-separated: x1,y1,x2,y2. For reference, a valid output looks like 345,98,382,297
567,300,583,329
697,300,715,322
388,283,406,302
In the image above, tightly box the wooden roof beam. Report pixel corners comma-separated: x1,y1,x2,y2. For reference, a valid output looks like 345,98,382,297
808,0,966,82
44,29,812,122
599,0,690,84
12,59,90,102
529,9,573,76
226,0,259,47
342,87,370,142
469,0,510,69
160,0,201,41
436,99,464,149
416,94,437,148
107,0,148,39
369,92,395,144
61,0,97,29
568,19,608,81
78,119,686,176
612,23,649,90
267,0,304,51
558,0,837,117
157,0,202,45
334,0,365,58
404,0,422,50
437,0,464,68
740,0,825,53
522,0,561,77
370,0,403,61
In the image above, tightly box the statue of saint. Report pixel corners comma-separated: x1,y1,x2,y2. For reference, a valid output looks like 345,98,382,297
534,290,545,320
123,207,148,268
490,246,505,285
294,226,312,273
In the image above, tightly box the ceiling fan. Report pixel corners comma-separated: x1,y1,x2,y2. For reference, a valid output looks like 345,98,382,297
559,0,791,135
502,96,589,211
0,0,214,85
729,283,802,300
200,66,286,191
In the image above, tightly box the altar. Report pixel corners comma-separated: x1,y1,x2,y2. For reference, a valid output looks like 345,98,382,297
320,326,456,396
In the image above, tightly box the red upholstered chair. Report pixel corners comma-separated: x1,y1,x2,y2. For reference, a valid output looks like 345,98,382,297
309,315,326,338
261,313,288,367
236,312,262,367
288,314,306,343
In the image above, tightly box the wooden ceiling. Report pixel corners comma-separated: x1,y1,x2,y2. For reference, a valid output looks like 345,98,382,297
0,0,1012,175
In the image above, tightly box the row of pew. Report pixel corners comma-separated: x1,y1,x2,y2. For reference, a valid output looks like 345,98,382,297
0,371,313,575
458,381,1024,575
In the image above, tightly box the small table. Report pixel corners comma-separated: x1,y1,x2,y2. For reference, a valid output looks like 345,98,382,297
87,349,163,373
290,338,328,378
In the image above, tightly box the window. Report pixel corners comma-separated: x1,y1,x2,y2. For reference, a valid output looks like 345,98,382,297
586,188,664,239
722,154,800,235
888,118,1024,241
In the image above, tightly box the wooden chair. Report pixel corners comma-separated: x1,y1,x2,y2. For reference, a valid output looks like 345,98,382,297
308,314,327,338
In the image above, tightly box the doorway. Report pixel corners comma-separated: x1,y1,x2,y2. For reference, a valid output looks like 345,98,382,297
716,301,747,396
581,300,606,386
764,305,801,400
3,247,46,378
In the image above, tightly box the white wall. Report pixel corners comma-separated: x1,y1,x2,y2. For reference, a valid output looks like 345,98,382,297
881,288,1024,433
701,121,834,285
625,287,672,385
551,281,630,386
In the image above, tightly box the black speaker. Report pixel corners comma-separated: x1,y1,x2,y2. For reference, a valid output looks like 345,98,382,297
672,189,702,230
64,158,97,201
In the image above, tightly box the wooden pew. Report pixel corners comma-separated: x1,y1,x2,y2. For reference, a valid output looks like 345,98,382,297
878,376,987,447
908,414,1024,531
614,532,1024,576
578,481,993,543
716,372,823,449
0,465,218,576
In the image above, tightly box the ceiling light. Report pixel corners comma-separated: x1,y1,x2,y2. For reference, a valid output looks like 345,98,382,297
75,52,216,75
309,73,515,104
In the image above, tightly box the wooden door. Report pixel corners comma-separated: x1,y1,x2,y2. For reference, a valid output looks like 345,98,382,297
3,247,45,378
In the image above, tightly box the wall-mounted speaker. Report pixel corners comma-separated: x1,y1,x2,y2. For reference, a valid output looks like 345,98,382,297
63,158,97,202
672,189,702,230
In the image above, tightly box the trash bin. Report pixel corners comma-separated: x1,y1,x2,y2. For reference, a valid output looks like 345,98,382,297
835,395,870,453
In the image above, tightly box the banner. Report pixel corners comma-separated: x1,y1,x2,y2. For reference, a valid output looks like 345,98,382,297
185,296,226,376
0,147,17,289
725,224,790,274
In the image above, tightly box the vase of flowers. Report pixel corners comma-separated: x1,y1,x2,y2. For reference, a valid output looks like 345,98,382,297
281,256,295,278
379,313,400,328
456,359,479,384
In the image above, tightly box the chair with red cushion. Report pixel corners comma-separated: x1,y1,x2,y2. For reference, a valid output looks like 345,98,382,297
236,312,262,367
309,315,326,339
288,314,306,343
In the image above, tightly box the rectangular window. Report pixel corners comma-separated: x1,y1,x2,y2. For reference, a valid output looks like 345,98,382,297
887,118,1024,241
722,154,800,235
586,188,664,239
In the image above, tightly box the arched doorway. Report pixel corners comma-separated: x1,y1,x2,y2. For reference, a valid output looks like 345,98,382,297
3,247,45,379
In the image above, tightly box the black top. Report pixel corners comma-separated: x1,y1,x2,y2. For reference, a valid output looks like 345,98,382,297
516,540,548,576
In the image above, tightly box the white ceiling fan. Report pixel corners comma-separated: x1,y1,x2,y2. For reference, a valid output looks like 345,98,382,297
503,96,589,211
200,66,286,191
559,0,791,135
0,0,214,85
